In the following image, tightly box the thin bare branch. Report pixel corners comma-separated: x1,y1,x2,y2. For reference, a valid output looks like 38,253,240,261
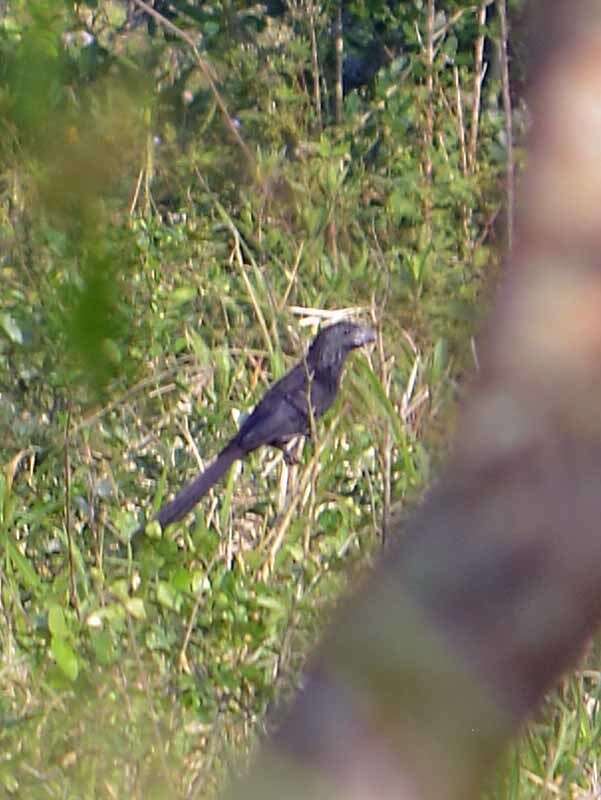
468,1,488,170
334,2,343,125
131,0,256,172
308,4,323,130
496,0,514,249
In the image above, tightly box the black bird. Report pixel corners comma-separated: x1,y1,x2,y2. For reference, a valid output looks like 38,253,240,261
154,321,375,530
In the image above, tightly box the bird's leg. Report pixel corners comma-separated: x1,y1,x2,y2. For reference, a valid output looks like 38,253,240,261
273,437,303,465
282,447,299,466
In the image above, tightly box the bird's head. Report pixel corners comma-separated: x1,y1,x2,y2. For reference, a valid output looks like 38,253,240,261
308,320,376,371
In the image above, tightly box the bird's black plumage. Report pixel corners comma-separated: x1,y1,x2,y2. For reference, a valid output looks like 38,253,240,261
154,321,375,530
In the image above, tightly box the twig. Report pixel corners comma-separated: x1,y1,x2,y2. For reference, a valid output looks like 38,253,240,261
423,0,435,230
69,359,204,439
433,6,479,46
196,167,275,357
179,557,217,673
367,237,395,542
496,0,514,250
308,3,323,130
452,65,472,249
288,305,368,324
334,2,343,125
453,66,468,176
301,352,319,556
280,241,305,310
468,1,488,170
263,419,338,573
63,404,79,615
231,235,274,358
176,416,205,472
129,166,144,216
376,320,392,546
131,0,255,171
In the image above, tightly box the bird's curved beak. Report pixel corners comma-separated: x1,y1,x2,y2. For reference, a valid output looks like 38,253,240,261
351,325,377,348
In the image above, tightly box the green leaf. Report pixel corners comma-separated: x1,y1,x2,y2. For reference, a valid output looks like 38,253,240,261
145,520,163,540
169,286,197,306
124,597,146,620
4,539,42,592
430,338,449,383
89,629,115,666
255,593,285,612
157,581,181,612
203,20,220,37
349,358,405,447
187,327,212,365
51,636,79,681
0,313,23,344
48,605,70,639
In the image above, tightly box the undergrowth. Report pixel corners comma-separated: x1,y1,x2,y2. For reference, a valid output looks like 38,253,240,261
3,2,595,799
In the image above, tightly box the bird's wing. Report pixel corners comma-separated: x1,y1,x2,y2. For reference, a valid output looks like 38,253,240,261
235,365,312,452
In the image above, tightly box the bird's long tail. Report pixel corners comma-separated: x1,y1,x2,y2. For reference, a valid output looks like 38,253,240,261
156,442,242,529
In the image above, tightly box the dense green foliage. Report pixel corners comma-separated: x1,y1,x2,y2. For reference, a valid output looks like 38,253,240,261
3,1,598,798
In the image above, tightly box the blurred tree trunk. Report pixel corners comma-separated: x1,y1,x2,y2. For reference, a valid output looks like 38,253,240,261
224,2,601,798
